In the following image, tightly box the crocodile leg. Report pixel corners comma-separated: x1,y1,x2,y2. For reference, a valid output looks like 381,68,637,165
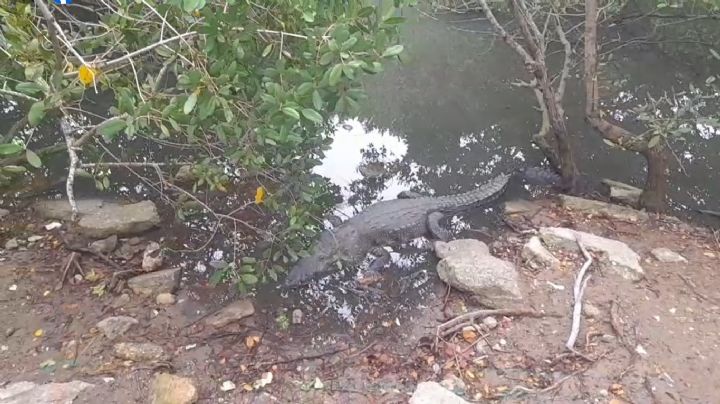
427,211,452,241
367,246,392,272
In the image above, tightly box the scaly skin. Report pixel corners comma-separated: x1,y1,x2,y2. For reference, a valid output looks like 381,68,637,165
284,173,510,287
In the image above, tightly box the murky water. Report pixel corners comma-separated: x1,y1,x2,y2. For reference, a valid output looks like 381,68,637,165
2,8,719,332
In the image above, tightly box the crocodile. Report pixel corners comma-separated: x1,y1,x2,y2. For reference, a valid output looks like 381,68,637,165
283,173,511,287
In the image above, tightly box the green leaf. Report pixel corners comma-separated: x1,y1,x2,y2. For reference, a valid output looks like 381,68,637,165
15,82,44,96
28,101,45,127
208,270,226,286
341,37,358,51
647,135,662,149
184,91,198,114
262,43,273,57
102,176,110,189
241,274,258,285
382,44,404,58
98,119,127,141
312,90,323,110
1,165,26,173
319,52,334,66
383,16,406,25
25,149,42,168
296,82,314,96
301,108,323,123
282,107,300,120
329,64,343,86
241,257,257,264
0,143,23,156
182,0,200,12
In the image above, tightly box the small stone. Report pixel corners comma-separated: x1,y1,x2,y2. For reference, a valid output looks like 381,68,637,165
220,380,236,392
8,284,17,291
156,293,176,305
313,377,324,389
44,222,62,230
252,372,273,389
61,340,78,360
27,235,43,243
113,342,167,361
128,237,143,245
90,235,118,254
583,303,602,318
521,236,561,270
600,334,616,343
650,248,687,263
112,293,131,308
174,165,197,184
96,316,139,340
151,373,198,404
142,242,164,272
5,327,17,337
635,344,648,356
409,382,469,404
434,239,489,260
4,238,19,250
203,299,255,328
0,208,9,218
291,309,303,325
440,374,466,395
482,316,498,329
128,267,181,296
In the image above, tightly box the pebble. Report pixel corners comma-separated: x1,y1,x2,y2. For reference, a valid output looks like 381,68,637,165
0,208,9,218
156,293,176,305
113,342,167,361
96,316,139,340
220,380,236,392
112,293,131,308
291,309,303,325
313,377,324,389
151,373,198,404
601,334,616,343
583,303,602,318
44,222,62,230
61,340,78,360
27,235,43,243
4,238,18,250
482,316,498,329
8,284,17,291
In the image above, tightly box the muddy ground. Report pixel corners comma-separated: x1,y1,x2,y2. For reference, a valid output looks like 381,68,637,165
1,198,719,403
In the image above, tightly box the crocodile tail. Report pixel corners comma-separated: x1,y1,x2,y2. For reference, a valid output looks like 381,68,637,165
437,173,511,209
519,166,562,186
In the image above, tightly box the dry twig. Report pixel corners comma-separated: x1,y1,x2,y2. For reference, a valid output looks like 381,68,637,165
566,240,593,350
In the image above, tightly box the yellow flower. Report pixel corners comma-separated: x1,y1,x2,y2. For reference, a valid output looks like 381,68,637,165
78,65,97,87
255,186,266,205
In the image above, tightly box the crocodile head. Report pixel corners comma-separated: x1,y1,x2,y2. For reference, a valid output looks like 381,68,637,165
283,231,339,288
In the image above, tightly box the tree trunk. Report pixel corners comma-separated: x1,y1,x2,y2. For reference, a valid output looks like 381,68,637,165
639,145,668,212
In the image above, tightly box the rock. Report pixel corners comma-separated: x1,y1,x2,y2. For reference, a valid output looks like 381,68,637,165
0,208,9,218
434,239,489,260
61,340,78,360
115,241,144,260
409,382,469,404
4,238,18,250
482,316,498,329
89,235,118,254
439,375,466,396
203,299,255,328
559,195,648,222
151,373,197,404
504,199,542,216
539,227,644,281
32,199,161,238
111,293,131,308
0,380,94,404
113,342,167,361
651,248,687,263
156,293,176,305
128,267,181,296
142,242,164,271
291,309,303,325
583,304,602,318
436,239,522,308
128,237,143,245
27,235,43,242
96,316,138,340
173,165,197,184
602,179,642,206
521,236,561,270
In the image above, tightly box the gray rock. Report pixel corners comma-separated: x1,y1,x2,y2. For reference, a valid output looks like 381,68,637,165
540,227,644,281
173,165,197,184
115,241,144,260
583,303,602,318
128,267,181,296
439,375,466,396
111,293,131,308
4,238,18,250
89,235,118,254
96,315,138,340
32,199,160,238
482,316,498,329
559,195,649,222
291,309,303,325
0,380,94,404
436,239,522,308
434,239,489,260
156,293,176,305
203,299,255,328
651,248,687,263
504,199,542,216
521,236,561,270
409,382,469,404
113,342,167,361
142,242,164,271
0,208,9,219
27,235,43,243
151,373,198,404
602,179,642,206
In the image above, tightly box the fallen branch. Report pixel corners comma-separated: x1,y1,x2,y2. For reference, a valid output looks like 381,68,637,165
504,368,586,398
437,308,554,343
565,240,593,350
60,117,80,220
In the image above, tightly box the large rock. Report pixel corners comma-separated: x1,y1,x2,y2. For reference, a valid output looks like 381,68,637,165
504,199,542,216
602,179,642,206
559,195,648,222
96,315,138,340
539,227,644,281
522,236,561,270
32,199,160,238
434,239,488,259
0,380,94,404
435,239,522,308
203,299,255,328
651,248,687,263
409,382,469,404
89,235,118,254
151,373,197,404
114,342,167,361
128,267,181,296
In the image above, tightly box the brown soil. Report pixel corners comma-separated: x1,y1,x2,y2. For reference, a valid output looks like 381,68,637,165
1,198,719,403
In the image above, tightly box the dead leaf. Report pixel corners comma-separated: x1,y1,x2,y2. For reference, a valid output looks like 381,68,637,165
462,326,477,343
245,335,261,349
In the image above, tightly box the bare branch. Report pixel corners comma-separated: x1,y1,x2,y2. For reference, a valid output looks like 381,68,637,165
478,0,535,65
554,18,572,103
95,32,197,69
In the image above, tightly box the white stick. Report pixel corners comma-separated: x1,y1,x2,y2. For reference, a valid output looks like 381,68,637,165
60,117,80,221
566,240,593,350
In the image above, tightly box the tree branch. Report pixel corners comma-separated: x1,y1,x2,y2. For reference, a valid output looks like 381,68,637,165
554,18,572,103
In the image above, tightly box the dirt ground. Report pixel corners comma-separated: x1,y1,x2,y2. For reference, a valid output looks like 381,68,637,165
1,197,719,403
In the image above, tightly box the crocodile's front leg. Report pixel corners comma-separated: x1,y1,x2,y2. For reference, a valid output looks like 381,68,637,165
427,211,452,241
